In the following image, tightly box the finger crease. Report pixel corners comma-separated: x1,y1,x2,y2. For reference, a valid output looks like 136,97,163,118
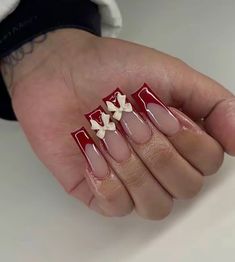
68,177,86,194
204,97,235,120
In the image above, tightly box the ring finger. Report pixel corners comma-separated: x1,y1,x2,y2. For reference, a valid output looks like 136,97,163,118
85,106,173,220
131,83,224,176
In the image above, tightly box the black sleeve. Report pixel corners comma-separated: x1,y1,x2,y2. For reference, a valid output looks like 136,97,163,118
0,0,101,120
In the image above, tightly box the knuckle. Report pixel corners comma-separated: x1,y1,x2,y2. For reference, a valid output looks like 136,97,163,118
124,170,147,189
114,155,148,189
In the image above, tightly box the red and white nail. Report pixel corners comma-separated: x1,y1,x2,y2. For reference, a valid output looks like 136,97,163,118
103,88,152,144
85,106,131,163
71,127,109,178
132,83,181,136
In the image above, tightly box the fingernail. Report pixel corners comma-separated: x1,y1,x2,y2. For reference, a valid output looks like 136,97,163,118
71,127,109,178
103,88,152,144
85,106,131,163
132,83,180,136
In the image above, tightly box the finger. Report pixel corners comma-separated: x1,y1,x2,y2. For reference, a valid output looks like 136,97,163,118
128,122,203,199
205,98,235,156
169,108,224,175
149,55,235,154
86,106,173,220
13,95,102,214
130,84,224,175
72,127,133,217
103,88,202,200
100,144,173,220
128,87,203,199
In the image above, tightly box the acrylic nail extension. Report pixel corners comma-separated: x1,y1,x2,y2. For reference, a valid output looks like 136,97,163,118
132,83,180,136
71,127,109,178
85,106,131,163
103,88,152,144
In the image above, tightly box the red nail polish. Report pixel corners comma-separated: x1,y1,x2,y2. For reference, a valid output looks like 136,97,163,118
132,83,180,136
71,127,95,161
103,87,134,108
85,106,105,128
103,88,152,144
71,127,109,178
103,88,127,133
131,83,169,115
85,106,131,162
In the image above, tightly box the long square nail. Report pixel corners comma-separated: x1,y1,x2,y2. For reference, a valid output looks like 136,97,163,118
132,83,180,136
103,88,151,144
71,127,109,178
85,106,131,162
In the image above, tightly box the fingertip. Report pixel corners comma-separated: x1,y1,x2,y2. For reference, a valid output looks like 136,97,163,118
205,97,235,156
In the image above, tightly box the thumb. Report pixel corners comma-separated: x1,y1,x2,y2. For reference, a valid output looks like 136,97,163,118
149,55,235,155
205,97,235,156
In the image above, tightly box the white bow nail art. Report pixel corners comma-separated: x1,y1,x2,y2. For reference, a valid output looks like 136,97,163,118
106,93,133,121
90,112,116,139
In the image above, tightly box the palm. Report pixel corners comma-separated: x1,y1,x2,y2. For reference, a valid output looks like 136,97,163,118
9,29,235,209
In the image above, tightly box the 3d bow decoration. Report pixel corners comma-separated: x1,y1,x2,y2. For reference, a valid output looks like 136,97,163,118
90,112,116,139
106,93,133,121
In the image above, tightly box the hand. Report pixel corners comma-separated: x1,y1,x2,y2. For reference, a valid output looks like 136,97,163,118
2,29,235,219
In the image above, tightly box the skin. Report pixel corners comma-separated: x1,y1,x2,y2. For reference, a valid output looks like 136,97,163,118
1,29,235,219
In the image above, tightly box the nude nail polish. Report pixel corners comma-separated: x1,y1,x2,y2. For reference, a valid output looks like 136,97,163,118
132,83,180,136
85,106,131,163
103,88,152,144
71,127,109,178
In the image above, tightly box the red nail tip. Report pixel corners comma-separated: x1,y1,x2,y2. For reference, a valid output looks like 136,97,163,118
103,88,126,106
71,127,94,156
131,83,169,115
85,106,106,126
103,87,138,113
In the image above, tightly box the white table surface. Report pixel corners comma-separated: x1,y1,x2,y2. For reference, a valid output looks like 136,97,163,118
1,1,235,261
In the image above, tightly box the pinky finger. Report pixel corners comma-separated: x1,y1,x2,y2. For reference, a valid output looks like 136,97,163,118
72,127,133,217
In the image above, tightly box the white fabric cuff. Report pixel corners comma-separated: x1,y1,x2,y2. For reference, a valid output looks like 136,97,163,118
92,0,122,37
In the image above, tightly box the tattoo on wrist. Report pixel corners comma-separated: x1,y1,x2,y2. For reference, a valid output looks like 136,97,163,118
1,33,48,94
